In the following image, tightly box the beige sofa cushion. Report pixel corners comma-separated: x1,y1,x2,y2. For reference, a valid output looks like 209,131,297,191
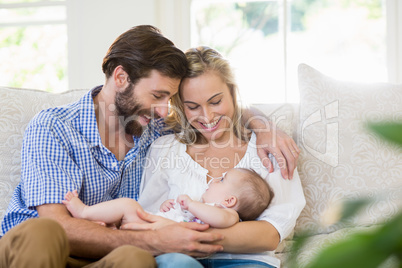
295,64,402,236
251,103,298,140
0,87,87,221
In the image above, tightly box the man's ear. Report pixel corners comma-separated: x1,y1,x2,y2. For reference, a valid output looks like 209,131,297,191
113,65,129,89
223,196,237,208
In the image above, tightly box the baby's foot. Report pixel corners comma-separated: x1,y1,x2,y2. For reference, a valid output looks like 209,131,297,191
62,190,86,218
64,189,79,201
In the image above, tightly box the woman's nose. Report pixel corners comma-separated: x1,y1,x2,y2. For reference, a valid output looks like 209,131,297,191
201,107,214,122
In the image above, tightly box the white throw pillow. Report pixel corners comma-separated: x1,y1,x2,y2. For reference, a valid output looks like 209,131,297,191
295,64,402,236
0,87,87,221
251,103,297,140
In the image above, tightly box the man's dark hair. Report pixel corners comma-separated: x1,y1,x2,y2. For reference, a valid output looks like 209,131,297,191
102,25,188,84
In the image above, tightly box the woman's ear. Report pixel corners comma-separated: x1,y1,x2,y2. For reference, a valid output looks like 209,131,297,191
113,65,129,89
223,196,237,208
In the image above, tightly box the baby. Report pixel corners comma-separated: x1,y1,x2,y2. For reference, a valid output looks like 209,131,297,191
62,168,274,229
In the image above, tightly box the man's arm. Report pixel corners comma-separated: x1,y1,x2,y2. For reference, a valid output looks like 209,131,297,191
242,106,300,179
37,203,224,258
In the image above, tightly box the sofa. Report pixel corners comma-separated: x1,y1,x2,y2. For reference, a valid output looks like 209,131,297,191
0,64,401,267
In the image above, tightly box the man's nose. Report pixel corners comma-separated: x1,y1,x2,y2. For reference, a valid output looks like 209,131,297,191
154,104,169,118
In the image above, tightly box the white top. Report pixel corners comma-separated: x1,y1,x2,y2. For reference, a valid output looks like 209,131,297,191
155,202,213,224
138,133,306,267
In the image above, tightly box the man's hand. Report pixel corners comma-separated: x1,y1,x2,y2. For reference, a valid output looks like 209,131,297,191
242,107,300,179
92,221,118,230
254,121,300,180
256,124,300,179
121,208,176,230
122,208,224,257
149,222,224,257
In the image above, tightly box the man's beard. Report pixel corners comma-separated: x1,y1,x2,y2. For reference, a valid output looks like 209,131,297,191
114,84,151,136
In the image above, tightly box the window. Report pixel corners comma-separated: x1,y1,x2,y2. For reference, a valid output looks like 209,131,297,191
0,0,67,92
191,0,387,104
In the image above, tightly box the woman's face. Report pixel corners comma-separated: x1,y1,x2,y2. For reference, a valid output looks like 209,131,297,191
180,71,235,143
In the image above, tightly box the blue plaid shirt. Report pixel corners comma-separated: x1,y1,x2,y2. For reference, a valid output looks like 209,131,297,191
1,86,170,236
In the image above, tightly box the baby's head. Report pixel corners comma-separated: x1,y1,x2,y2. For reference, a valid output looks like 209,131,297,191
202,168,274,221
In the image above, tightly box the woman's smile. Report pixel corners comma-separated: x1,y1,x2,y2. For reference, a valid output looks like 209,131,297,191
181,71,235,142
199,116,222,131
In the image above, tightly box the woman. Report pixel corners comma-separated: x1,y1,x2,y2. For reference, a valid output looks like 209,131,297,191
138,46,306,268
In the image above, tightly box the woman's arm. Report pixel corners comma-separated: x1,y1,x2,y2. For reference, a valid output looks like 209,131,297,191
203,165,306,253
206,220,280,252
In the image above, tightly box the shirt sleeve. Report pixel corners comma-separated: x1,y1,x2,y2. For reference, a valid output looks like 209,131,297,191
257,164,306,241
21,116,82,208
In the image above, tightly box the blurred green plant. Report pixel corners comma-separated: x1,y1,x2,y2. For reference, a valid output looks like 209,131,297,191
368,122,402,148
289,122,402,268
0,28,25,48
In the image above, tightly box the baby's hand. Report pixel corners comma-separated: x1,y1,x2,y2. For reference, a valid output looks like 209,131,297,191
176,194,192,210
160,199,175,212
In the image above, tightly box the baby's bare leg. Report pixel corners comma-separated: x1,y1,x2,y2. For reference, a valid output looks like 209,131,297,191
62,190,145,225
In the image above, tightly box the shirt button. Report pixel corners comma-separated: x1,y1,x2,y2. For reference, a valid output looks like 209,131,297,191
112,163,117,167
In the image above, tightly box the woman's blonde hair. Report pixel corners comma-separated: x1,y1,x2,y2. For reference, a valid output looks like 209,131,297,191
166,46,250,144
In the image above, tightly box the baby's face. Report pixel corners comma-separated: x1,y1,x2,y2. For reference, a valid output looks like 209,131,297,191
201,169,242,204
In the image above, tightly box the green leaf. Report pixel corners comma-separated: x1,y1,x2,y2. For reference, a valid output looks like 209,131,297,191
367,122,402,147
339,198,371,222
306,212,402,268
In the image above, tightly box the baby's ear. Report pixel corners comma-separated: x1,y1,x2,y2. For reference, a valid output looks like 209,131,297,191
223,196,237,208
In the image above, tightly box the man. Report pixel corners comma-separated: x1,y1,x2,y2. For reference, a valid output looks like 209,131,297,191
0,25,299,267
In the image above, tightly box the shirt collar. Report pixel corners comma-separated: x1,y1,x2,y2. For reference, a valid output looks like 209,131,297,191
80,86,103,148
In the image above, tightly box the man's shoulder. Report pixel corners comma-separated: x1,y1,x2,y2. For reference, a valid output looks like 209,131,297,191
24,92,90,141
30,101,81,129
30,89,93,129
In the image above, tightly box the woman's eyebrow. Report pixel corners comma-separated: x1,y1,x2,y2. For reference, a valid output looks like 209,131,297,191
207,92,223,102
183,92,223,104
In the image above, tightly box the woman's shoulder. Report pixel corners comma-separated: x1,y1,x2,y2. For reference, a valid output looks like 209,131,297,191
153,134,176,144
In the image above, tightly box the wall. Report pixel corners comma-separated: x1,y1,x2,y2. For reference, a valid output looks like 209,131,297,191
66,0,191,89
65,0,401,89
387,0,402,83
